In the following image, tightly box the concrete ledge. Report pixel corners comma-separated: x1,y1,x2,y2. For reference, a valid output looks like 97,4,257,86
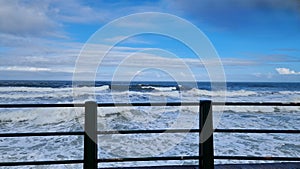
101,165,198,169
215,162,300,169
101,162,300,169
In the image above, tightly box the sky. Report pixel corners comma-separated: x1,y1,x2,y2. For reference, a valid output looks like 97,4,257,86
0,0,300,82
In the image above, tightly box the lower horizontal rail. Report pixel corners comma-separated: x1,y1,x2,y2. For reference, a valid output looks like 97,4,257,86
98,129,199,134
98,156,201,163
0,131,84,137
98,129,300,134
214,156,300,161
0,159,84,166
214,129,300,134
1,129,299,137
2,156,299,166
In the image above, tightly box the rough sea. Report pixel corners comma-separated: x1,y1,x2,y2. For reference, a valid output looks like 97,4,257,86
0,81,299,168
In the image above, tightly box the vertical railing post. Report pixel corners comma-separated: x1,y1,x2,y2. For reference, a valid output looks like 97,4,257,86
199,100,214,169
84,101,98,169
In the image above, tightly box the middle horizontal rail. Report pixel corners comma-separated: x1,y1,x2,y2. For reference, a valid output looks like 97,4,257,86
1,128,299,138
97,102,198,107
1,102,299,108
0,131,84,137
97,129,199,134
97,129,300,134
214,129,300,134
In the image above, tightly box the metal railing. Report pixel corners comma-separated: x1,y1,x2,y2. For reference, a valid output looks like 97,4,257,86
213,102,300,163
0,101,299,169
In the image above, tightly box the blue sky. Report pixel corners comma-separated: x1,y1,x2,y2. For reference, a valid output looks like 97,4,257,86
0,0,300,82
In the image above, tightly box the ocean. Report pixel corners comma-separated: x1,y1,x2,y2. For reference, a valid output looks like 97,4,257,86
0,81,299,168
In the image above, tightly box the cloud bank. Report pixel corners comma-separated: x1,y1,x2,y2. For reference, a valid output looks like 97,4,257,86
276,68,300,75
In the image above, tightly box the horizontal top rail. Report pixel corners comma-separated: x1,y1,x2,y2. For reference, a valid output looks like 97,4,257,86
0,131,84,137
0,102,198,108
214,129,300,134
214,102,300,106
97,102,199,107
0,102,299,108
0,103,83,108
2,128,300,138
0,159,84,166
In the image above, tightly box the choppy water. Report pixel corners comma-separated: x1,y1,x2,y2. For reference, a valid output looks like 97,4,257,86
0,81,299,168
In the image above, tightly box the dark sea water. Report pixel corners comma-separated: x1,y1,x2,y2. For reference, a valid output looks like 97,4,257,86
0,81,299,168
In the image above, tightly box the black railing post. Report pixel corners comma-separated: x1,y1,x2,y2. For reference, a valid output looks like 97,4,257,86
199,100,214,169
84,101,98,169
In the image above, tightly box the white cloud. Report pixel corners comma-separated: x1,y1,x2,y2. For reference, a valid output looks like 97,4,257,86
0,0,110,37
1,38,260,77
0,0,57,36
276,68,300,75
104,36,151,44
0,66,74,73
253,72,273,79
0,66,50,72
253,72,262,77
48,0,108,24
